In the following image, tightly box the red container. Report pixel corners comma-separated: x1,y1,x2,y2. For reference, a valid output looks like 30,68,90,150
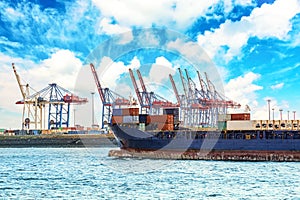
121,108,139,116
231,113,250,121
111,116,123,124
150,115,174,124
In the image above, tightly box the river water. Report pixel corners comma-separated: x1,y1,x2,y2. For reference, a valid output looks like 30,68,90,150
0,148,299,199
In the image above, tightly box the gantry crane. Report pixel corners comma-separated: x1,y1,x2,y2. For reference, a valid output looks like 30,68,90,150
171,68,240,128
129,68,178,115
26,83,88,130
13,63,88,130
12,63,43,129
129,68,150,114
90,63,134,128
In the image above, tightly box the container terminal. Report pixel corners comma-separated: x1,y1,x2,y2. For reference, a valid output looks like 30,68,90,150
0,64,117,147
4,63,300,161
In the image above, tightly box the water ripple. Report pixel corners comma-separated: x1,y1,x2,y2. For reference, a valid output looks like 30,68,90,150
0,148,299,199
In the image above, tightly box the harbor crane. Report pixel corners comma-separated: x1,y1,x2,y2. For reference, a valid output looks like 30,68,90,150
13,63,88,130
13,63,43,129
26,83,88,130
171,68,240,128
129,68,178,115
129,68,150,114
90,63,134,128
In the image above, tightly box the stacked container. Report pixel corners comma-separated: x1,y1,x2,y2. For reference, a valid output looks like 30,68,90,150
111,107,139,125
163,108,180,124
149,114,174,131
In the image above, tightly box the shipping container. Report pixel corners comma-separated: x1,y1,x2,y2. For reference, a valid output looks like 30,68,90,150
139,114,150,124
217,121,227,130
123,115,139,123
121,108,139,116
150,115,174,124
163,108,179,115
230,113,250,120
218,114,231,121
111,116,123,124
112,108,123,116
227,120,253,130
157,123,174,131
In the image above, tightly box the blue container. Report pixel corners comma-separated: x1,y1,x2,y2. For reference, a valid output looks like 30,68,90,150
112,109,123,116
163,108,179,115
139,114,148,123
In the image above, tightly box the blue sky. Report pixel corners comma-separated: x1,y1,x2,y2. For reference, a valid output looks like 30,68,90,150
1,0,300,129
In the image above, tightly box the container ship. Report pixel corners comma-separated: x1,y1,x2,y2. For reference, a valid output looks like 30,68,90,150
88,64,300,161
109,108,300,161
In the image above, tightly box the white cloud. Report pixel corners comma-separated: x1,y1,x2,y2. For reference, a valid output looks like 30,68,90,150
225,73,292,120
148,56,176,84
225,72,263,111
97,56,141,92
197,0,300,61
92,0,254,30
0,36,21,48
270,82,284,90
97,17,132,37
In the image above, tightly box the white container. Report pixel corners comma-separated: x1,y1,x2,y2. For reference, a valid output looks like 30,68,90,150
227,120,254,130
123,116,139,123
218,114,231,121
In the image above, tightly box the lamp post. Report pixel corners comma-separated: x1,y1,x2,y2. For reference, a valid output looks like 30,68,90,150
272,108,274,121
288,110,290,120
279,109,283,120
73,108,76,127
293,111,296,120
267,99,271,121
91,92,95,126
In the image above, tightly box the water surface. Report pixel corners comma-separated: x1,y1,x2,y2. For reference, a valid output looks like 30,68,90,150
0,148,299,199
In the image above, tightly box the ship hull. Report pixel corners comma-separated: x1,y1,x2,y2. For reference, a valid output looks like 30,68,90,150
111,124,300,152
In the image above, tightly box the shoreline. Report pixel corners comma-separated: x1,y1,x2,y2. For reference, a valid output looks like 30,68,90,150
0,134,118,148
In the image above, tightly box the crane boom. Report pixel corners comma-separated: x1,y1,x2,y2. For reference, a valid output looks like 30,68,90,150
129,68,143,106
204,72,216,98
178,68,188,98
90,63,105,103
169,74,181,105
197,71,206,93
12,63,27,99
137,69,151,105
137,69,147,94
